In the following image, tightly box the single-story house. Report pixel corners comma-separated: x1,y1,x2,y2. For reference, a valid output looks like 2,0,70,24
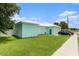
14,21,61,38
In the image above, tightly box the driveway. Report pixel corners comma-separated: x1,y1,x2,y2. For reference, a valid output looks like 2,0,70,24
53,33,78,56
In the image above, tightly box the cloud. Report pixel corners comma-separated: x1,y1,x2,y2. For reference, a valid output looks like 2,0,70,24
69,16,77,20
11,14,42,23
55,18,66,22
55,10,79,28
59,11,77,17
11,14,26,21
56,10,79,22
69,14,79,20
11,14,53,25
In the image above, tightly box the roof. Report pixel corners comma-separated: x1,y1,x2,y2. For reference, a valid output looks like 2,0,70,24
16,20,60,28
39,23,59,27
16,20,39,25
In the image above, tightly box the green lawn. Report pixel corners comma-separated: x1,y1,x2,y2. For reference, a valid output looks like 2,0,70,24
0,35,69,56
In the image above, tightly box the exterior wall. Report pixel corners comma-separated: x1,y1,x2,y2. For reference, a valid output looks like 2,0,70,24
46,26,61,35
22,23,61,38
53,27,61,34
38,26,47,34
22,23,39,38
14,22,22,37
38,26,61,35
14,22,61,38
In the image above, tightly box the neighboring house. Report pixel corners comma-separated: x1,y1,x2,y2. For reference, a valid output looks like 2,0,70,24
14,21,61,38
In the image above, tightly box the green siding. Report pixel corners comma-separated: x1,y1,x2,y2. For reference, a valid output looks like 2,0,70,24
38,26,46,34
15,22,61,38
37,26,60,35
14,22,22,37
44,26,61,35
22,23,39,38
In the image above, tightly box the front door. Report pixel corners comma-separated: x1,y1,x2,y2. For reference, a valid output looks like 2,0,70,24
49,29,52,35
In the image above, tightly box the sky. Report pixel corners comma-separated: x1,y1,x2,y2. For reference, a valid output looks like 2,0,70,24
12,3,79,28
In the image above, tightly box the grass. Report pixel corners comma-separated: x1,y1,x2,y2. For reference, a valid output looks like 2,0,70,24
0,35,69,56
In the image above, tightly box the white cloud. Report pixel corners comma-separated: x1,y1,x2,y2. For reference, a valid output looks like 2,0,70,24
68,14,79,21
11,14,52,25
55,11,79,28
55,18,66,22
69,16,77,20
11,14,41,23
56,11,79,22
11,14,26,21
59,10,77,17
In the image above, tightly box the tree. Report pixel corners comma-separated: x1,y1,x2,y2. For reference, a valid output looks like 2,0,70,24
7,20,15,29
54,21,68,29
54,22,59,26
0,3,20,33
59,21,68,29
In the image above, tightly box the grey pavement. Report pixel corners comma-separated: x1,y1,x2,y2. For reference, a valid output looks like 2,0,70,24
53,34,78,56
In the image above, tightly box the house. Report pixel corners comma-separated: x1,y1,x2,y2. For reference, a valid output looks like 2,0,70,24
14,21,61,38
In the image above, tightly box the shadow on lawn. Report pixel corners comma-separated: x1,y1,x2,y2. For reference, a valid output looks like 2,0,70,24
0,35,34,44
0,36,16,44
13,35,40,39
0,34,57,44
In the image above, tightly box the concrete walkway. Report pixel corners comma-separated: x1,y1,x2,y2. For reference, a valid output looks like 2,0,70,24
53,34,78,56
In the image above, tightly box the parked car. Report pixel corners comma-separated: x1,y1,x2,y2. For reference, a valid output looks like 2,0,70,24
58,29,74,35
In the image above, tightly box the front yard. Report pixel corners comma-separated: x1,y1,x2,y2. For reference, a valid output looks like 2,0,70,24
0,35,69,56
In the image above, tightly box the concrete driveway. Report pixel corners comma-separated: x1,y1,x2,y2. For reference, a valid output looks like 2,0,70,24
53,33,78,56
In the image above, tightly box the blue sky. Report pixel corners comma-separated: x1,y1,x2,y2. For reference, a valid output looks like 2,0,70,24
13,3,79,28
